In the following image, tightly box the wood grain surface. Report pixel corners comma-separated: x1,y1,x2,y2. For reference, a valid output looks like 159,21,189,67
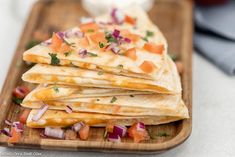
0,0,193,153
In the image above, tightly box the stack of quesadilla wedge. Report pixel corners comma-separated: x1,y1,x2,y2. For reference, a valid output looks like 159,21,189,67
21,6,189,130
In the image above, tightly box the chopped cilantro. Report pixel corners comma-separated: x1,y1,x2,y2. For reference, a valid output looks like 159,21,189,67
14,108,20,114
147,128,170,139
117,64,123,69
12,96,23,104
87,29,94,33
53,86,59,93
49,53,60,65
169,54,178,61
146,30,154,37
99,42,105,48
110,96,117,103
87,52,98,57
64,52,71,57
142,37,148,42
157,132,169,137
105,34,117,43
97,71,103,75
25,40,41,50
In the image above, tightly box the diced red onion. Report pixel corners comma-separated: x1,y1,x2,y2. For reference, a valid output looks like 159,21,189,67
73,31,84,38
108,133,121,143
32,104,49,121
65,105,73,114
80,17,94,24
105,43,117,51
41,40,52,46
136,122,145,131
65,29,84,38
5,119,12,126
112,29,120,38
12,121,24,133
44,127,64,139
0,128,12,137
124,37,131,43
72,122,85,132
111,46,120,54
113,125,127,137
111,8,125,24
78,48,88,58
57,32,64,39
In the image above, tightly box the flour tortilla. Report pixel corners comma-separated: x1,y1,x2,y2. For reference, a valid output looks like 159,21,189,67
26,109,184,128
23,6,167,80
23,84,152,101
22,56,181,94
22,91,189,117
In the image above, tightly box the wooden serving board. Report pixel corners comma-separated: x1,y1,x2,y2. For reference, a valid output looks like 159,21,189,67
0,0,193,153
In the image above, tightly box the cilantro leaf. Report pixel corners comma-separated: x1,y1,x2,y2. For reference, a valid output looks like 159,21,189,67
87,52,98,57
64,52,71,57
146,30,154,37
157,132,169,137
49,53,60,65
97,71,103,75
25,40,41,50
99,42,105,48
117,64,123,69
110,96,117,103
52,86,59,93
105,33,118,43
142,37,148,42
12,96,23,104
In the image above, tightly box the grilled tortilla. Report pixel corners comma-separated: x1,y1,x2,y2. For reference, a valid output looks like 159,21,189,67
23,6,167,80
27,109,184,128
22,55,181,94
23,84,152,101
22,91,189,117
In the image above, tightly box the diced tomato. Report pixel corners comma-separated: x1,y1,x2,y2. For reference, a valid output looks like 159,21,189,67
112,105,121,114
8,127,21,143
19,109,31,124
105,122,114,133
125,15,136,25
139,61,155,73
50,33,63,52
89,32,106,44
79,22,99,33
125,48,137,60
127,123,149,143
79,36,90,48
120,29,131,36
79,125,90,140
125,33,140,42
59,43,72,53
13,86,30,99
143,43,164,55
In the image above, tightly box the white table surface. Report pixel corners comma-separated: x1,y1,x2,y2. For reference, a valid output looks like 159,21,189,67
0,1,235,157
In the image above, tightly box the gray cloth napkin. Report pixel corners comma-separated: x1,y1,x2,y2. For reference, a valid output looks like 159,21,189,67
194,0,235,75
194,33,235,75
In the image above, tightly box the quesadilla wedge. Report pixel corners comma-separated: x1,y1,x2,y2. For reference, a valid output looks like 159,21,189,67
23,6,167,80
22,91,189,117
22,55,181,94
23,84,152,101
26,109,185,128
